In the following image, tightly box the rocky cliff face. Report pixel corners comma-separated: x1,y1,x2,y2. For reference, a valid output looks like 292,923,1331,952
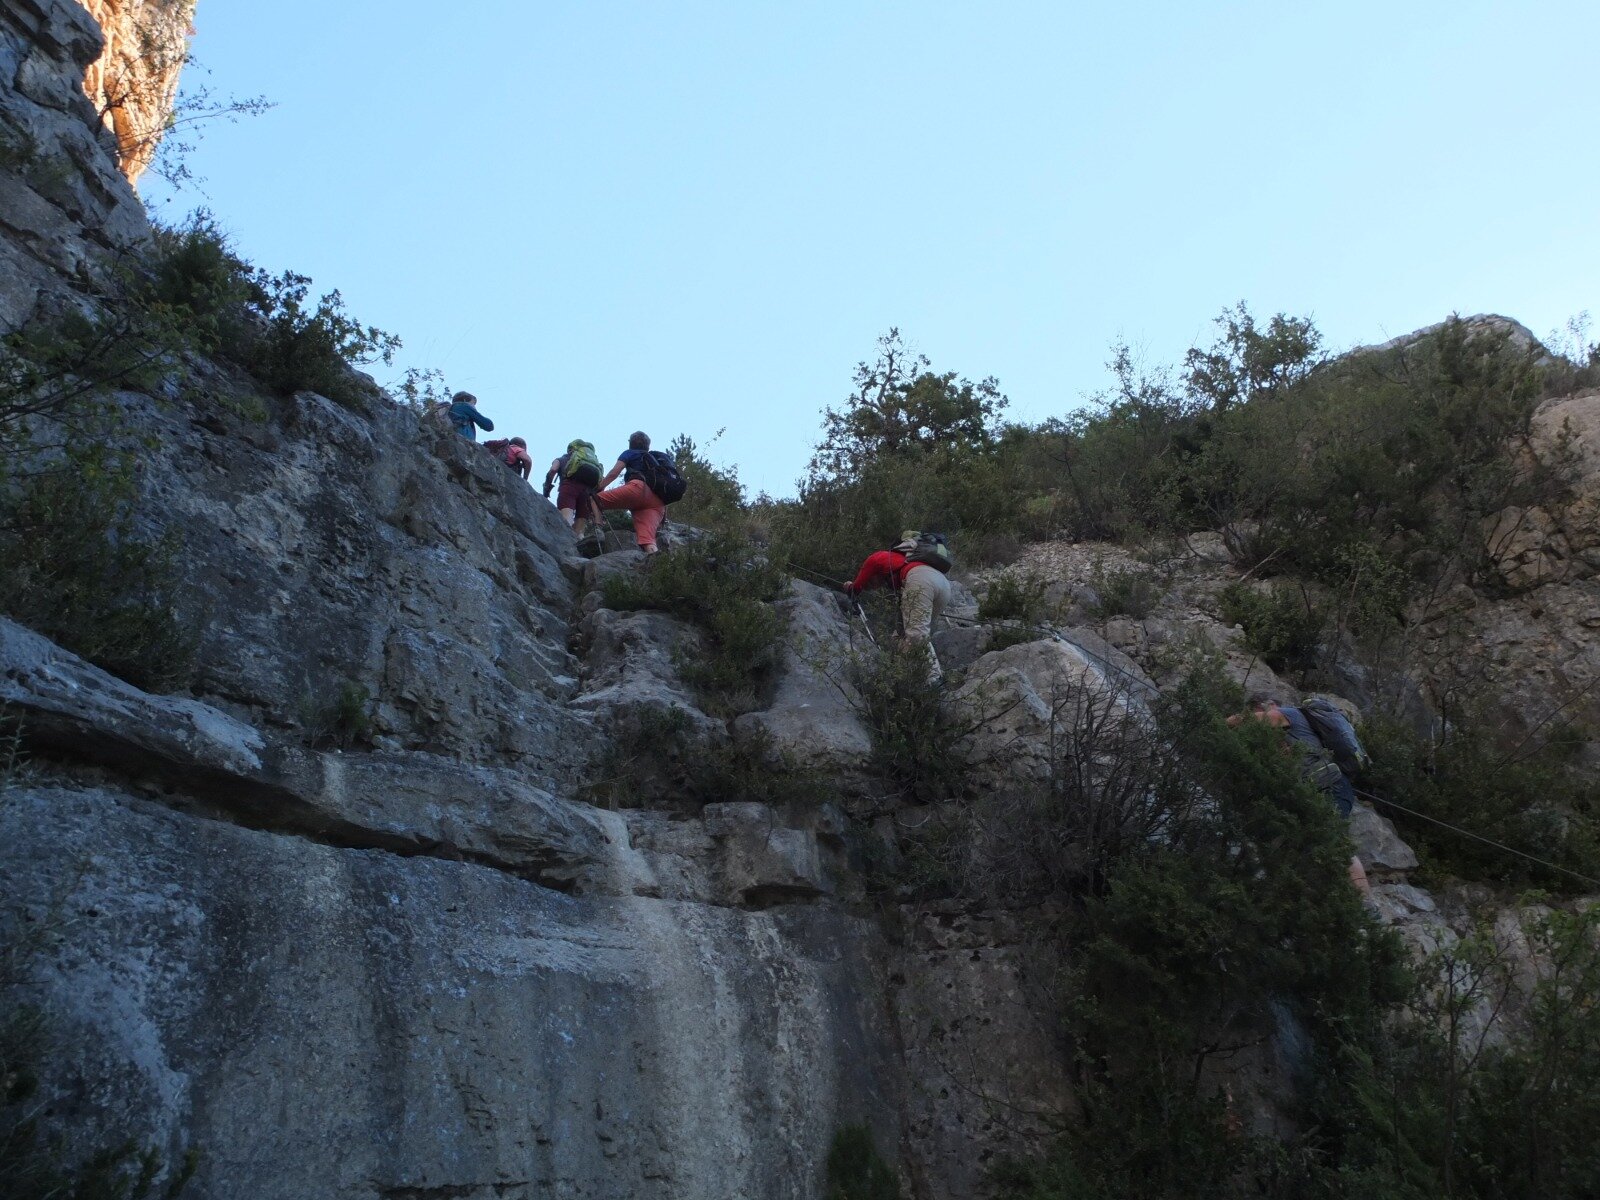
1,6,1593,1197
0,0,149,327
80,0,193,185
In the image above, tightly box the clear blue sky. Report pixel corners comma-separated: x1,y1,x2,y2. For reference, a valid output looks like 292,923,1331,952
148,0,1600,497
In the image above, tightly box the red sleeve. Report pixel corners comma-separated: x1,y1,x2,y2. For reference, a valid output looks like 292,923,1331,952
850,551,898,593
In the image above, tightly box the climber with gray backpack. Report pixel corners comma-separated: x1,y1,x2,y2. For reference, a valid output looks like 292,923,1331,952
843,531,953,682
1236,693,1373,895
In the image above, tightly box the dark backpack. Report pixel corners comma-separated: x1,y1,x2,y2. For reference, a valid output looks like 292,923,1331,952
903,531,952,574
1299,697,1371,778
639,450,687,503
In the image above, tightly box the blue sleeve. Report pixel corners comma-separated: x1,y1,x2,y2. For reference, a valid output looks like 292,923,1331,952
474,408,494,431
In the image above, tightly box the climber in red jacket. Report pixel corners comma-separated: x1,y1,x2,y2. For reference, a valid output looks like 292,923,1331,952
844,535,951,682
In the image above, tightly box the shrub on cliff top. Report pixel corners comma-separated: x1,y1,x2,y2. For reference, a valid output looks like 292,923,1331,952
146,212,400,408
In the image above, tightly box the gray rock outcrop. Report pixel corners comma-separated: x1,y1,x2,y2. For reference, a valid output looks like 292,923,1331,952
733,580,874,776
949,637,1143,785
0,0,150,327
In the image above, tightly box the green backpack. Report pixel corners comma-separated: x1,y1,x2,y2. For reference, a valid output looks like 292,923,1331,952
902,530,952,573
563,439,602,487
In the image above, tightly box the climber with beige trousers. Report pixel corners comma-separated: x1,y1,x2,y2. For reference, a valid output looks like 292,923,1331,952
843,532,953,682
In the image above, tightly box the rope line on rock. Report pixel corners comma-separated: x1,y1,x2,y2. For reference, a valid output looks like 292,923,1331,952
1353,788,1600,891
788,562,851,589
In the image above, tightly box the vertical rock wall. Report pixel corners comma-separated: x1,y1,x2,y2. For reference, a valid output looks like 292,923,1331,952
80,0,194,185
0,0,149,327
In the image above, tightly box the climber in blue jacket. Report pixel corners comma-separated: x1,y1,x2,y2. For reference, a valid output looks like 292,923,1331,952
447,391,494,440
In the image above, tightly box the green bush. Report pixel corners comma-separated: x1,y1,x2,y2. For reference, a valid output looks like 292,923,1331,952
1362,715,1600,891
304,682,374,750
144,213,401,408
0,1003,197,1200
666,432,748,536
228,271,398,408
848,644,966,804
991,670,1409,1199
825,1124,901,1200
1086,561,1162,620
986,625,1043,652
0,441,192,693
142,213,254,351
702,314,1570,648
583,706,822,811
1336,904,1600,1200
0,286,200,693
601,535,790,714
1217,581,1324,674
979,572,1051,624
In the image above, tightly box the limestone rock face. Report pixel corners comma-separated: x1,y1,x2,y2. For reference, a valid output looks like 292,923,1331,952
118,381,594,783
949,637,1142,785
0,0,150,327
1,786,896,1200
4,23,1594,1191
1483,389,1600,589
80,0,193,185
733,580,874,777
892,908,1073,1199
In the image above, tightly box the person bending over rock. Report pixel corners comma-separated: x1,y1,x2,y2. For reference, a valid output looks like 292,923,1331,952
484,437,533,480
592,432,667,554
1232,694,1372,896
843,533,952,682
445,391,494,441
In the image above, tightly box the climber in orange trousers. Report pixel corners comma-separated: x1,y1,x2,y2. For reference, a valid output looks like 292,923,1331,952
592,431,666,554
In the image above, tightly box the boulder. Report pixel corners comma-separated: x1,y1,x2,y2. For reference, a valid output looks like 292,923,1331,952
733,580,873,775
611,805,831,907
705,801,831,904
945,577,980,622
584,546,650,586
948,638,1139,785
931,622,993,675
1348,803,1419,877
572,606,722,741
